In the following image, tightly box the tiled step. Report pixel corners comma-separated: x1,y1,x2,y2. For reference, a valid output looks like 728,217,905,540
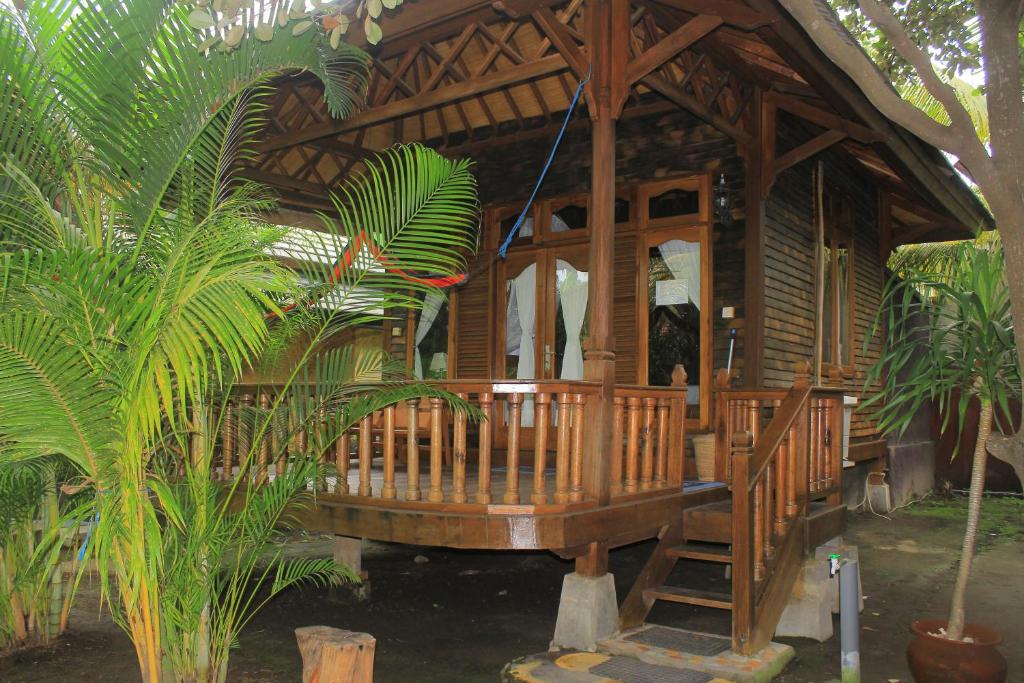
666,541,733,563
643,585,733,610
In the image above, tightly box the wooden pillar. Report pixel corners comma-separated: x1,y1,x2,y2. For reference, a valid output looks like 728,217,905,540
582,0,629,513
742,87,770,388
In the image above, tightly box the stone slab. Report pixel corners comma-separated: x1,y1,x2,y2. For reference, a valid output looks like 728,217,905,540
599,625,793,683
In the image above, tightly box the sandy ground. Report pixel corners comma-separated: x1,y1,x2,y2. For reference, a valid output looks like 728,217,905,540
1,496,1020,682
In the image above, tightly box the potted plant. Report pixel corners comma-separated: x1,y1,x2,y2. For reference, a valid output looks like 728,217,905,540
865,241,1016,682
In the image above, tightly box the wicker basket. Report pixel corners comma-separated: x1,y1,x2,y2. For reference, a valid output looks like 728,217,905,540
692,433,716,482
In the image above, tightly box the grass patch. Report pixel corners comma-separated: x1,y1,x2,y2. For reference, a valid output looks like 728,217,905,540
904,495,1024,549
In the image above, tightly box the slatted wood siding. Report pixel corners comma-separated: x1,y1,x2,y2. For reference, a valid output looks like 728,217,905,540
613,232,639,384
453,250,493,378
761,112,883,439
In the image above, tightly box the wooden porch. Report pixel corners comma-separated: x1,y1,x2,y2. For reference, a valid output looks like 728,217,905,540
212,364,846,653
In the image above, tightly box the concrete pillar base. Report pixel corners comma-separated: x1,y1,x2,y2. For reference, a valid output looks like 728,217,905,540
551,573,618,652
775,555,833,642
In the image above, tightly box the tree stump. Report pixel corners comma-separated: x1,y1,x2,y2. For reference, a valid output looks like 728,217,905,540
295,626,375,683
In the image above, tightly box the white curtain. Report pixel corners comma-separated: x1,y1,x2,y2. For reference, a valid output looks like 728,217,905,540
512,264,537,426
413,291,445,379
659,239,701,307
557,261,588,380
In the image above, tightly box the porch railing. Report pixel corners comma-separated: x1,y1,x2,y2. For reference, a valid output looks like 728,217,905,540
715,363,845,654
212,373,688,512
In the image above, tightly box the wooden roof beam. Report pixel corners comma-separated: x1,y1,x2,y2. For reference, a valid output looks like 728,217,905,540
625,14,723,86
771,129,846,177
641,72,752,145
765,90,880,143
258,54,570,153
646,0,776,30
532,6,587,81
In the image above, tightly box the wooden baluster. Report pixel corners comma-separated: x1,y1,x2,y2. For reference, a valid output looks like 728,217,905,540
763,461,774,559
476,393,493,504
297,397,309,456
427,397,444,503
786,423,798,517
220,399,235,481
753,478,765,581
654,398,670,487
531,392,551,505
730,431,755,652
569,394,585,503
452,393,469,504
775,436,788,536
809,398,820,493
405,399,421,501
819,397,827,493
748,399,760,445
257,393,271,485
358,414,373,497
273,396,286,479
670,366,688,487
554,393,571,504
624,397,641,493
610,396,625,495
239,393,253,474
829,397,844,505
640,397,656,490
335,431,350,495
823,401,831,491
381,405,397,500
505,394,522,505
315,402,329,492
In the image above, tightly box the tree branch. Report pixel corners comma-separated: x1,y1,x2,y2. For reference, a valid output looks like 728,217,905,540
777,0,979,159
857,0,976,137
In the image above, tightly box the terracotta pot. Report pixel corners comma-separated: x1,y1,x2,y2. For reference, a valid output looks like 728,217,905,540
907,618,1006,683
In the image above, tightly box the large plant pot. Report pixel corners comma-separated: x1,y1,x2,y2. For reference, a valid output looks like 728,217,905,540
907,618,1006,683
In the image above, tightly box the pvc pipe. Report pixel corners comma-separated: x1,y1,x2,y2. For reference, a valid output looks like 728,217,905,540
840,560,861,683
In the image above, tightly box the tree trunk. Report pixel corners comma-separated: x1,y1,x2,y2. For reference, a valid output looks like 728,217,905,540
946,398,993,641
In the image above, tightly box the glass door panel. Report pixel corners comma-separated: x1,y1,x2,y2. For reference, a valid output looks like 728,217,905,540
647,237,703,420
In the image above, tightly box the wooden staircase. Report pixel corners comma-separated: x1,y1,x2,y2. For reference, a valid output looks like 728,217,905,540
620,368,849,656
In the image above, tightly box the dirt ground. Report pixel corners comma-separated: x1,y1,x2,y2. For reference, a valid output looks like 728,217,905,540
1,496,1020,683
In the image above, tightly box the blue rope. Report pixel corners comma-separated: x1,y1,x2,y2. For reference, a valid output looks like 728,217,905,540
498,66,592,259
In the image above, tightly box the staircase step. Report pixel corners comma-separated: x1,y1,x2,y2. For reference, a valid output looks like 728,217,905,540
644,585,733,610
666,542,733,563
683,499,733,544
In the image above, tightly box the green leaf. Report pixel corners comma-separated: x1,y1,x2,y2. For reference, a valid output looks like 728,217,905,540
383,0,400,8
254,23,274,42
292,19,314,36
364,16,382,44
224,24,244,48
330,25,342,49
367,0,383,19
187,9,216,29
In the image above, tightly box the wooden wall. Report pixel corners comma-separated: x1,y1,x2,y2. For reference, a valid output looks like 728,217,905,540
435,105,888,440
452,105,748,385
761,111,884,440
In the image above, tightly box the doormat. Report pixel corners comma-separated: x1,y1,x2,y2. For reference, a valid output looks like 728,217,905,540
624,626,731,656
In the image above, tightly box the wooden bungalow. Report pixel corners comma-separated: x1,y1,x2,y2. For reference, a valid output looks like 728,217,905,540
223,0,992,656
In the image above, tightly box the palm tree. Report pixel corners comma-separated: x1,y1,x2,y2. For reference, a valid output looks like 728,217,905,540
0,2,480,680
864,242,1019,640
